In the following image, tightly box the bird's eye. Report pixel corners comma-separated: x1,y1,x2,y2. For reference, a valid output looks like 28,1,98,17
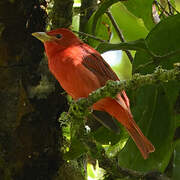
55,34,62,39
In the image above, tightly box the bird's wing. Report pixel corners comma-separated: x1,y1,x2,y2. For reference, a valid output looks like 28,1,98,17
80,43,119,86
80,43,130,109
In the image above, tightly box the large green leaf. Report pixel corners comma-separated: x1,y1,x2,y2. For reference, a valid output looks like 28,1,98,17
85,13,111,48
92,0,120,33
145,14,180,57
92,1,148,42
133,14,180,73
112,51,133,80
118,85,175,172
128,14,180,173
133,50,153,74
110,2,148,42
108,2,149,81
122,0,155,30
163,81,180,109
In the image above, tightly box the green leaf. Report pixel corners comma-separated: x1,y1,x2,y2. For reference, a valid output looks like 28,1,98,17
163,80,180,130
173,140,180,180
92,126,127,145
133,51,180,74
110,2,148,42
122,0,155,30
118,85,175,172
92,0,120,33
146,14,180,57
85,13,111,48
130,15,180,172
163,81,180,108
112,51,132,80
106,136,128,158
133,14,180,73
96,39,147,53
64,138,87,160
133,50,153,74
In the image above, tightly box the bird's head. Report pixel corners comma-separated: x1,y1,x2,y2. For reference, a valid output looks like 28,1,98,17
32,28,81,58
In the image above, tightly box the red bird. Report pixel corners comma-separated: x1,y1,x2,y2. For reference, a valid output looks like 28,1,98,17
32,28,155,159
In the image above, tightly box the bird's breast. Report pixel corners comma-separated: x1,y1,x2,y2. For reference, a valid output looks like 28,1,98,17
48,54,101,100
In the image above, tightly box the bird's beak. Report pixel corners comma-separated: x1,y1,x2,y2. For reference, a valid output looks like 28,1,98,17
32,32,54,43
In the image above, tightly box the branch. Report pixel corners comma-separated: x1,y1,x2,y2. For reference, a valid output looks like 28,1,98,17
72,30,107,43
106,10,134,63
59,64,180,122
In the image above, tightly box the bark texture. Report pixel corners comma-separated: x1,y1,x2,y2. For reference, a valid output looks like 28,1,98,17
0,0,69,179
51,0,74,29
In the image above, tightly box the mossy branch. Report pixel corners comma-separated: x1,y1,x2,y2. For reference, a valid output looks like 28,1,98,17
59,64,180,122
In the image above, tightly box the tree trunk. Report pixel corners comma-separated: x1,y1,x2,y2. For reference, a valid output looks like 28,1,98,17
0,0,69,179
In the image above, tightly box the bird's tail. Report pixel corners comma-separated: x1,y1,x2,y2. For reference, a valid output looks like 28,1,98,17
124,113,155,159
95,97,155,159
115,94,155,159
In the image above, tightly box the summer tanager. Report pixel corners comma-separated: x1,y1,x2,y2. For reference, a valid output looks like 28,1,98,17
32,28,155,159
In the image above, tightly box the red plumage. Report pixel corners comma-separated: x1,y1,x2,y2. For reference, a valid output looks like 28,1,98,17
34,28,155,159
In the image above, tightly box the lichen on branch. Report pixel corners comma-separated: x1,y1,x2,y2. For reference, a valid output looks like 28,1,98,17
59,64,180,122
